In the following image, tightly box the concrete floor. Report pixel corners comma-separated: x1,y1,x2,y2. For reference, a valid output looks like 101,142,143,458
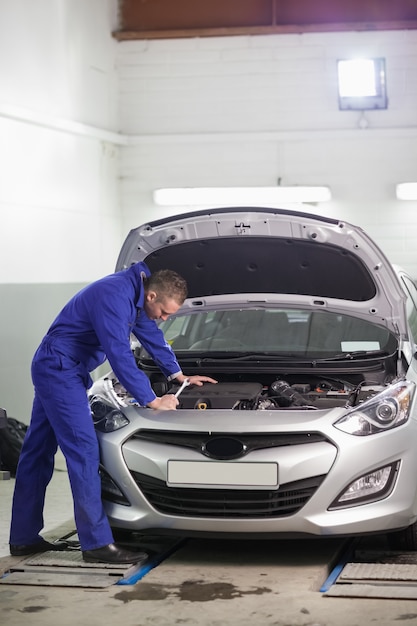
1,467,417,625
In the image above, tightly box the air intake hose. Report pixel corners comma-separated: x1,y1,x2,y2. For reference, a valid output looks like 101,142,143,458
270,380,308,407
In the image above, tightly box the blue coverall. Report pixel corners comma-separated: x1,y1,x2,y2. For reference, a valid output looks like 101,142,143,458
10,262,182,550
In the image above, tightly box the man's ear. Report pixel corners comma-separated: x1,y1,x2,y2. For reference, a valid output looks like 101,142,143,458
146,290,158,302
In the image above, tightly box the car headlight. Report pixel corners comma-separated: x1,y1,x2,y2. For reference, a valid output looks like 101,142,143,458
90,397,111,421
94,409,130,433
334,380,415,436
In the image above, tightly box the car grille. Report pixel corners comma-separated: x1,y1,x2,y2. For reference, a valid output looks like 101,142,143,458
130,471,325,518
130,430,329,452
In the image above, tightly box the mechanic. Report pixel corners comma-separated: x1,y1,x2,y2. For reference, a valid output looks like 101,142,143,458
9,263,217,564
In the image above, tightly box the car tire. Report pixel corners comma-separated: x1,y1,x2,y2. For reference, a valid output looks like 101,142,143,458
387,523,417,551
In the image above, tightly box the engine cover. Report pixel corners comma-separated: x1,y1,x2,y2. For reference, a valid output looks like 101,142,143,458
177,382,263,410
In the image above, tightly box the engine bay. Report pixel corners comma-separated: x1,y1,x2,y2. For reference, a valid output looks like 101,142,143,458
97,369,393,412
172,378,386,410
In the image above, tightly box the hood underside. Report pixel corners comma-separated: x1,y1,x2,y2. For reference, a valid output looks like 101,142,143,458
116,207,406,334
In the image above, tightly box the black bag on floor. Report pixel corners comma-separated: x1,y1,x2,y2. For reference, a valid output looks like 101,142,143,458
0,412,28,476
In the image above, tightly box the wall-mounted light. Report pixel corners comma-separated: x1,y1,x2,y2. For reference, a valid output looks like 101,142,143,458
337,58,387,110
396,183,417,200
153,186,331,206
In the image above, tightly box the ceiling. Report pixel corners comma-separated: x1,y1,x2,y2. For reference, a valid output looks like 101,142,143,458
114,0,417,40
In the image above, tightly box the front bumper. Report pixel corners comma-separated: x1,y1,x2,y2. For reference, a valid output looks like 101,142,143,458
98,417,417,538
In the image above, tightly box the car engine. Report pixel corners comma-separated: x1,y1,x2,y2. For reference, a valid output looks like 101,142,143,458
171,378,387,410
92,373,389,412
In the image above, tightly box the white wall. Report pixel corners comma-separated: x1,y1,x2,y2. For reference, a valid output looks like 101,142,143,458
0,0,121,419
0,0,122,284
117,30,417,279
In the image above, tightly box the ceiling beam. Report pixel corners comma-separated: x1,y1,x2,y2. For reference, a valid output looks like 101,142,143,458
114,0,417,40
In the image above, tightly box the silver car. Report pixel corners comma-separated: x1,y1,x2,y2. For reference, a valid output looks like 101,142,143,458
89,207,417,548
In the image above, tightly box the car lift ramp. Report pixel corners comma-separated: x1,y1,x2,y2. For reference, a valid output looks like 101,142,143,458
4,532,417,596
321,541,417,599
0,533,187,588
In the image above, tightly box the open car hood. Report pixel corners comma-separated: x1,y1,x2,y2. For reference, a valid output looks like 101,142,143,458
116,207,407,336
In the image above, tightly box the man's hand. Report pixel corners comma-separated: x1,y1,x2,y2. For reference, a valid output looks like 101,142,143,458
176,374,218,387
147,376,218,410
147,394,179,410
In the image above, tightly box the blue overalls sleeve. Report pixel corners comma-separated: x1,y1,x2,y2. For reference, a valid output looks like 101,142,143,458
132,309,182,381
86,282,163,405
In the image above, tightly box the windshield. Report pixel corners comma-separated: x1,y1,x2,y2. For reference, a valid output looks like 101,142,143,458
159,309,397,357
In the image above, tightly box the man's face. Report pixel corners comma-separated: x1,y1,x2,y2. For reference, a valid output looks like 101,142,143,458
144,291,181,321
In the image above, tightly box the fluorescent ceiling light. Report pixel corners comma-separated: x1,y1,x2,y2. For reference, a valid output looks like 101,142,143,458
337,58,387,110
153,186,331,206
396,183,417,200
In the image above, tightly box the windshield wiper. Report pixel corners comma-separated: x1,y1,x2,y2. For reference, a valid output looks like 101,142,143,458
176,349,392,365
178,352,312,362
318,350,390,362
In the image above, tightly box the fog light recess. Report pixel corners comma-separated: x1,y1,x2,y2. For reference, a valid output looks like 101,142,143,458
329,461,399,509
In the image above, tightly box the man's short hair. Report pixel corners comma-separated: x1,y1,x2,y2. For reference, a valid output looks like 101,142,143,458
144,269,188,304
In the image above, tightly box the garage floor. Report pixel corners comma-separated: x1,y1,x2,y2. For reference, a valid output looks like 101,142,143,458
2,468,417,625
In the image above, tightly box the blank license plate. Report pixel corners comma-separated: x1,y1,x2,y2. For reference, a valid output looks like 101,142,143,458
167,460,278,487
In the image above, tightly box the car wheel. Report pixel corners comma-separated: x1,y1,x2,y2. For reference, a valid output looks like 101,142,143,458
387,522,417,551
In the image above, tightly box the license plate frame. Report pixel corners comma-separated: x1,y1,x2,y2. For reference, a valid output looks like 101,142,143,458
167,460,278,488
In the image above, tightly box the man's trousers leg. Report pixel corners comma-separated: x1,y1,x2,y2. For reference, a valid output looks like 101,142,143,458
9,394,58,545
10,348,114,551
